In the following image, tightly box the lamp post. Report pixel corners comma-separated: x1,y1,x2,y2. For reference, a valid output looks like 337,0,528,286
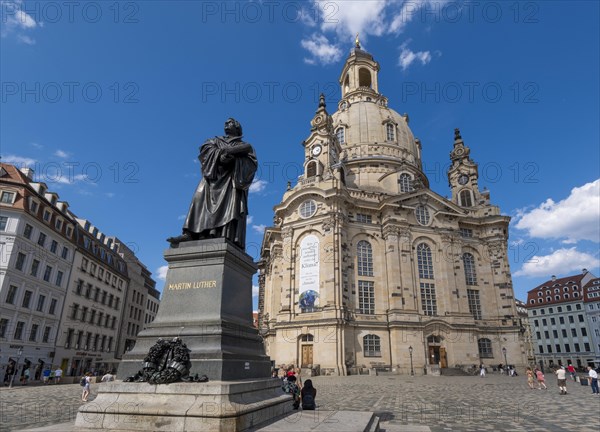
9,348,23,389
502,347,508,375
409,346,414,376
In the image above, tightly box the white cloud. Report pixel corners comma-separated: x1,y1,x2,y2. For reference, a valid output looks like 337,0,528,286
156,265,169,281
514,179,600,243
301,34,343,65
51,173,90,185
2,154,36,167
54,150,70,158
252,285,259,298
252,224,267,234
1,1,38,43
30,143,43,149
399,40,432,70
249,179,267,194
247,215,254,225
317,0,388,38
105,192,116,198
514,247,600,278
389,0,447,33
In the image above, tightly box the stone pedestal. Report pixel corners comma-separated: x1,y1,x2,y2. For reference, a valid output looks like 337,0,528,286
75,379,293,431
117,238,271,381
76,239,288,431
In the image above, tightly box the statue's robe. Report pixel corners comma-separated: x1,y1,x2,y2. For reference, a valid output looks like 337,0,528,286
182,135,257,248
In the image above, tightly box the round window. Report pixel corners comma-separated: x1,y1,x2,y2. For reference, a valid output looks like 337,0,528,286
415,205,430,225
299,200,317,219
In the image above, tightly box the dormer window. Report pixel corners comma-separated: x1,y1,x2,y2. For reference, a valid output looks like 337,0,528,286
29,199,39,214
336,127,345,144
386,123,395,141
55,219,63,231
0,191,16,204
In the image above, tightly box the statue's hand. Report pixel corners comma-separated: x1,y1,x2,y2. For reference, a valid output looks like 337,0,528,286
220,153,234,164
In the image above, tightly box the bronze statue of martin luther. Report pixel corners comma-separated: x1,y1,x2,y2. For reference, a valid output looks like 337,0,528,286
167,118,257,249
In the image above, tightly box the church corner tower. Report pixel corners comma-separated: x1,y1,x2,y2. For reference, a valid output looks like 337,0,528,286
259,44,526,376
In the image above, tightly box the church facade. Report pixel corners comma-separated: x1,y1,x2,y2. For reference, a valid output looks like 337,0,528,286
258,45,526,376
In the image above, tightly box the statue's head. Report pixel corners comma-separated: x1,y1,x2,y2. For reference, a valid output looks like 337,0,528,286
224,118,242,136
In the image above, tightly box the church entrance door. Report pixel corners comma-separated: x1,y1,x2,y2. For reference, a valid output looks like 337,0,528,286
301,345,313,367
428,346,440,365
439,346,447,368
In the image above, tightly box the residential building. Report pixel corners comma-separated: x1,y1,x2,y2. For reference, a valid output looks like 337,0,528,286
110,237,160,359
0,164,75,378
583,277,600,364
258,44,527,375
526,270,597,370
53,219,130,376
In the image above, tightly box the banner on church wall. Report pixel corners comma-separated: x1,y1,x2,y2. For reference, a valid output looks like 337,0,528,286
299,235,320,310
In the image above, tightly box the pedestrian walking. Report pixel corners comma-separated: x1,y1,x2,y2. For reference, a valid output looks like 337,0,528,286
535,368,547,390
42,367,51,384
4,360,15,386
479,364,486,378
54,367,62,384
81,372,92,402
587,366,599,395
526,367,535,389
22,367,30,385
567,364,576,381
555,366,568,395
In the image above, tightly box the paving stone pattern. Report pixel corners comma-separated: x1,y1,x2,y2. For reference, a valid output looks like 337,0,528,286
2,374,599,432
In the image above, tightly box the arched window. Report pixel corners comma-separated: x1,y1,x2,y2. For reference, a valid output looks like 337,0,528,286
530,299,535,304
358,68,372,88
415,205,430,225
363,334,381,357
301,334,314,342
386,123,395,141
460,190,473,207
555,295,560,301
357,241,373,276
478,338,493,358
573,292,579,298
336,127,345,144
417,243,434,279
343,74,350,95
399,173,413,193
306,161,317,178
564,293,570,299
463,253,477,285
554,288,560,294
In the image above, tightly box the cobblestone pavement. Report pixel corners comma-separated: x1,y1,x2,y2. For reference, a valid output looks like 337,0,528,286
1,374,599,431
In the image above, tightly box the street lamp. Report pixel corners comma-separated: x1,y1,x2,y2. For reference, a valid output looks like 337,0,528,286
9,348,23,389
502,347,508,375
409,346,414,376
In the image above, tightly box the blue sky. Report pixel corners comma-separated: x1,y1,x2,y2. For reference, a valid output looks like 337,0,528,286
2,1,599,308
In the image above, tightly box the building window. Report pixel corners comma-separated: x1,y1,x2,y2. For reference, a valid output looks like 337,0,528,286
357,240,373,276
386,123,395,141
30,200,39,213
81,307,88,322
299,200,317,219
363,334,381,357
559,316,565,324
336,127,345,144
23,224,33,239
463,253,477,285
55,271,63,287
398,173,414,193
538,345,544,354
65,328,74,348
43,210,51,222
0,318,8,338
356,214,372,224
29,324,38,342
36,295,46,312
581,328,587,336
42,326,51,343
37,232,47,247
420,282,437,316
460,190,473,207
6,285,18,304
14,321,25,340
15,252,26,271
551,317,556,325
0,191,15,203
459,228,473,238
578,314,585,323
50,240,58,254
571,328,577,337
478,338,493,358
467,289,482,320
415,205,431,225
306,161,317,178
358,280,375,314
71,304,79,320
22,290,32,308
417,243,434,279
0,216,8,231
49,298,57,315
66,226,73,238
61,247,69,260
81,257,88,272
43,265,53,282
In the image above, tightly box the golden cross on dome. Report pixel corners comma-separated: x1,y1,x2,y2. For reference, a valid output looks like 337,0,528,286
355,33,361,49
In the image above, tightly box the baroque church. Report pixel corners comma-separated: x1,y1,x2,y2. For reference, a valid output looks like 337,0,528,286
258,42,526,375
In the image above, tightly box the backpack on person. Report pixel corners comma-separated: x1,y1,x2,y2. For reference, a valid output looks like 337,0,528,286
302,393,315,410
80,376,87,387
